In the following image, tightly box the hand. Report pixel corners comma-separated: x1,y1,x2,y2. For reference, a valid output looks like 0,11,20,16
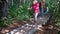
28,8,30,10
38,10,40,13
28,7,32,10
38,11,40,13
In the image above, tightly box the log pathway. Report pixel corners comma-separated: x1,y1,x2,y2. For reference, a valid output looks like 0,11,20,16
5,15,59,34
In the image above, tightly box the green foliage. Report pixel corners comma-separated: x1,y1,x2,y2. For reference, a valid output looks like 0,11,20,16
8,0,33,20
0,17,12,27
47,0,60,27
0,0,60,27
0,0,33,26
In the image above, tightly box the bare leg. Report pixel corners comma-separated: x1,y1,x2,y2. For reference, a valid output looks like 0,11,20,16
34,13,38,24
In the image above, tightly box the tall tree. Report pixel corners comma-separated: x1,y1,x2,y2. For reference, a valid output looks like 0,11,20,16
0,0,3,19
2,0,8,17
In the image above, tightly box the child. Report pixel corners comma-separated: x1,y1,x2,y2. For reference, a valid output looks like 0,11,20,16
28,0,44,31
28,0,40,24
40,0,46,16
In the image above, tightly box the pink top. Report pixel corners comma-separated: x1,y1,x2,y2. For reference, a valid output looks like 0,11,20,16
32,2,39,13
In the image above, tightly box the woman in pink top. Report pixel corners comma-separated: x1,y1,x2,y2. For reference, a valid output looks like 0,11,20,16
28,0,40,23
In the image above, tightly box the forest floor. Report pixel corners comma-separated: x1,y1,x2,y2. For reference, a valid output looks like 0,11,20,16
0,15,60,34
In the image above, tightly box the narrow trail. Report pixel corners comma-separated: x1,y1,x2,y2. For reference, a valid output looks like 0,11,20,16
6,15,58,34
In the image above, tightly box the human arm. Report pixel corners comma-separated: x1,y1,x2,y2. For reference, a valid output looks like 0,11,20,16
28,7,32,10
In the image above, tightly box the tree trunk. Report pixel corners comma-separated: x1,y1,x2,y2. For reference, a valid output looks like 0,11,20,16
0,0,3,19
2,0,8,17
